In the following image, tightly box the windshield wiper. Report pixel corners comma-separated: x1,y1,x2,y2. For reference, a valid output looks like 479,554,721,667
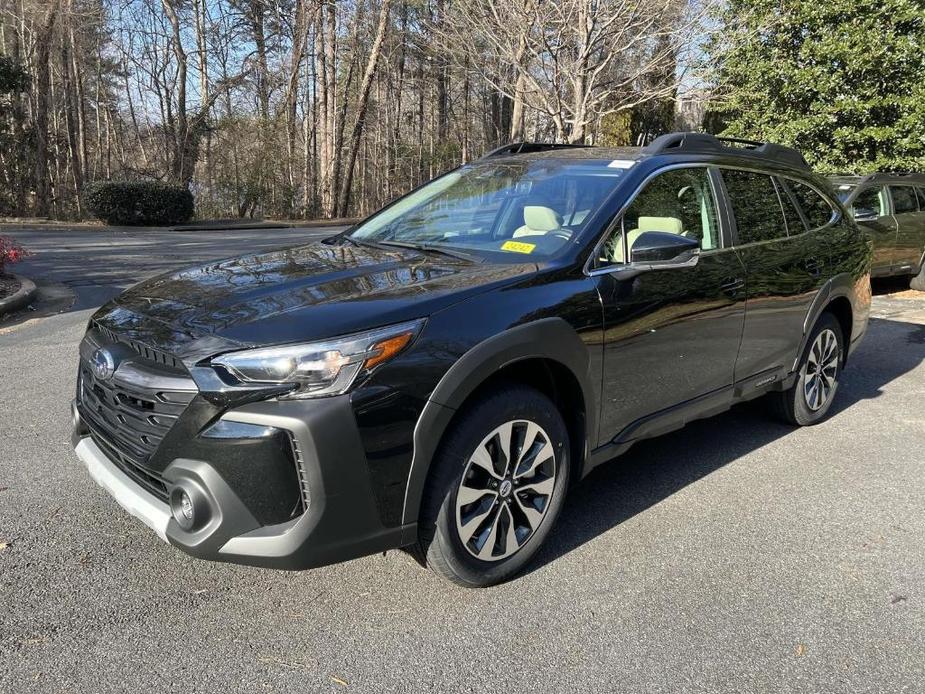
375,240,480,262
327,234,388,251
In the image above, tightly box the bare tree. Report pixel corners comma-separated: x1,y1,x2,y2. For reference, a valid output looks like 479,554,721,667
0,0,717,222
336,0,392,216
33,1,60,216
439,0,711,143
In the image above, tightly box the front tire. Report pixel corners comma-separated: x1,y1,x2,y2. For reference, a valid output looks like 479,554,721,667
774,312,844,426
418,384,570,587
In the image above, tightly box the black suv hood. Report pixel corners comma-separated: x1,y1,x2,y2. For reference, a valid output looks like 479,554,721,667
92,241,535,363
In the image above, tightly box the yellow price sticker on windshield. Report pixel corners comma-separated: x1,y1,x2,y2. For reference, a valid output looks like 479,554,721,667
501,240,536,254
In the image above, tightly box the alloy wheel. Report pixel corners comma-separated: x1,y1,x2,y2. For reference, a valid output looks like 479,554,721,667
803,328,839,411
454,420,558,562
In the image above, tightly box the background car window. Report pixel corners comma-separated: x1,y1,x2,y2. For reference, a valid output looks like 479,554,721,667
722,170,787,244
786,180,835,229
600,167,720,264
916,187,925,209
852,187,887,218
890,186,919,213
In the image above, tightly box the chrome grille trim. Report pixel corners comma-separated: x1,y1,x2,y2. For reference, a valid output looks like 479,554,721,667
288,434,311,513
90,322,186,372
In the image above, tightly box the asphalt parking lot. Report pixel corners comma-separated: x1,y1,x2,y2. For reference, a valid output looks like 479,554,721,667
1,227,923,693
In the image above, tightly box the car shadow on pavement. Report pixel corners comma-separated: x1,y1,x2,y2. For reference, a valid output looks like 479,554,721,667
526,315,925,576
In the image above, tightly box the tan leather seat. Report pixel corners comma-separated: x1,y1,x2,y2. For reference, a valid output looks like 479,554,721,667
513,206,563,238
612,216,684,262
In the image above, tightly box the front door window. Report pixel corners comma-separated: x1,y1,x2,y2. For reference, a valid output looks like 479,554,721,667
598,167,721,265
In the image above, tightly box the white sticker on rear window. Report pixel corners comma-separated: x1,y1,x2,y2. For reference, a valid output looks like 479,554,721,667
608,159,636,169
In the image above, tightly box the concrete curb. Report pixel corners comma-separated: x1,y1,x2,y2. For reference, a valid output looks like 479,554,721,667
0,273,37,316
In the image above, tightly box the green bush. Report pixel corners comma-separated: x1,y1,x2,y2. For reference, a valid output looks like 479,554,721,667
84,181,195,226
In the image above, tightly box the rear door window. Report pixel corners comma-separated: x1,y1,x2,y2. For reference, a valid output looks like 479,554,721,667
890,186,919,214
786,180,835,229
721,170,788,244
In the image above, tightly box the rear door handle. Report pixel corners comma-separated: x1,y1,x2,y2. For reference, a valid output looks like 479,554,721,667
720,277,745,296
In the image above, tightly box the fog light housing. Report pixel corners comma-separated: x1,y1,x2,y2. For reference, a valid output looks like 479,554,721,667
169,484,208,532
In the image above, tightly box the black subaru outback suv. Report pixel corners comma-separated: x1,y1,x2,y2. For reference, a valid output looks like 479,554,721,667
72,133,871,587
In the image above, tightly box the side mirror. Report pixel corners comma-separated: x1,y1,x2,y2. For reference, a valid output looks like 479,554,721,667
630,231,700,266
853,208,878,222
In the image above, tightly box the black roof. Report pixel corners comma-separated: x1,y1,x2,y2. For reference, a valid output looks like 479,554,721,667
479,132,811,172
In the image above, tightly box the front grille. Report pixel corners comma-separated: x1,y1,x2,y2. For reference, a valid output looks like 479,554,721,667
77,336,197,502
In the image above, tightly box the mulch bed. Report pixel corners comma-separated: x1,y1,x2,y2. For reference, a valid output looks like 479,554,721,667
0,273,21,300
886,288,925,299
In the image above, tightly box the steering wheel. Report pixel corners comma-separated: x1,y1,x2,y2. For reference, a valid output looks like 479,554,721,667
550,229,573,240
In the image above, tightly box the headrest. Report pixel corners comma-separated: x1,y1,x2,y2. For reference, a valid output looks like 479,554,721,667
524,206,563,232
637,216,683,234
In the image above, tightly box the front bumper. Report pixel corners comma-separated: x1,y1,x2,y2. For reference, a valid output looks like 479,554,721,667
72,396,414,570
75,435,171,542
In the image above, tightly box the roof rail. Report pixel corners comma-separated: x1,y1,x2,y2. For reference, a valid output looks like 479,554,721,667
479,142,594,159
642,132,810,171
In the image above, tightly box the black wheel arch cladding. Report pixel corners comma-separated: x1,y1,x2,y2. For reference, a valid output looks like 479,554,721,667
400,317,596,530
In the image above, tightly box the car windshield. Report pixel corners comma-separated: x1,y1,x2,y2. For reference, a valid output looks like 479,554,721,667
347,160,631,260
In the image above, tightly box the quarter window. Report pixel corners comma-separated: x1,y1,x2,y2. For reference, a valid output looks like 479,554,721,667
787,180,835,229
598,167,721,265
890,186,919,214
722,170,788,244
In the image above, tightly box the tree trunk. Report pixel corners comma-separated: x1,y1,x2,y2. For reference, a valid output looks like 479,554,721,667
336,0,392,216
33,2,59,217
249,0,271,120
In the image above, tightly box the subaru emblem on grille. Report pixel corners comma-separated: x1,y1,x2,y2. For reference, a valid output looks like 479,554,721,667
91,348,117,381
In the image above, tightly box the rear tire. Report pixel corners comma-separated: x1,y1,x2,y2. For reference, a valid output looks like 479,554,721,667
417,384,570,587
773,312,844,426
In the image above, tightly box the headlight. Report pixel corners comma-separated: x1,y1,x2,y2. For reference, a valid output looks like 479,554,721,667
211,319,424,399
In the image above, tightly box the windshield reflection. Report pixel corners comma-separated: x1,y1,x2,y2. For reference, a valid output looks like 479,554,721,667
348,160,629,260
